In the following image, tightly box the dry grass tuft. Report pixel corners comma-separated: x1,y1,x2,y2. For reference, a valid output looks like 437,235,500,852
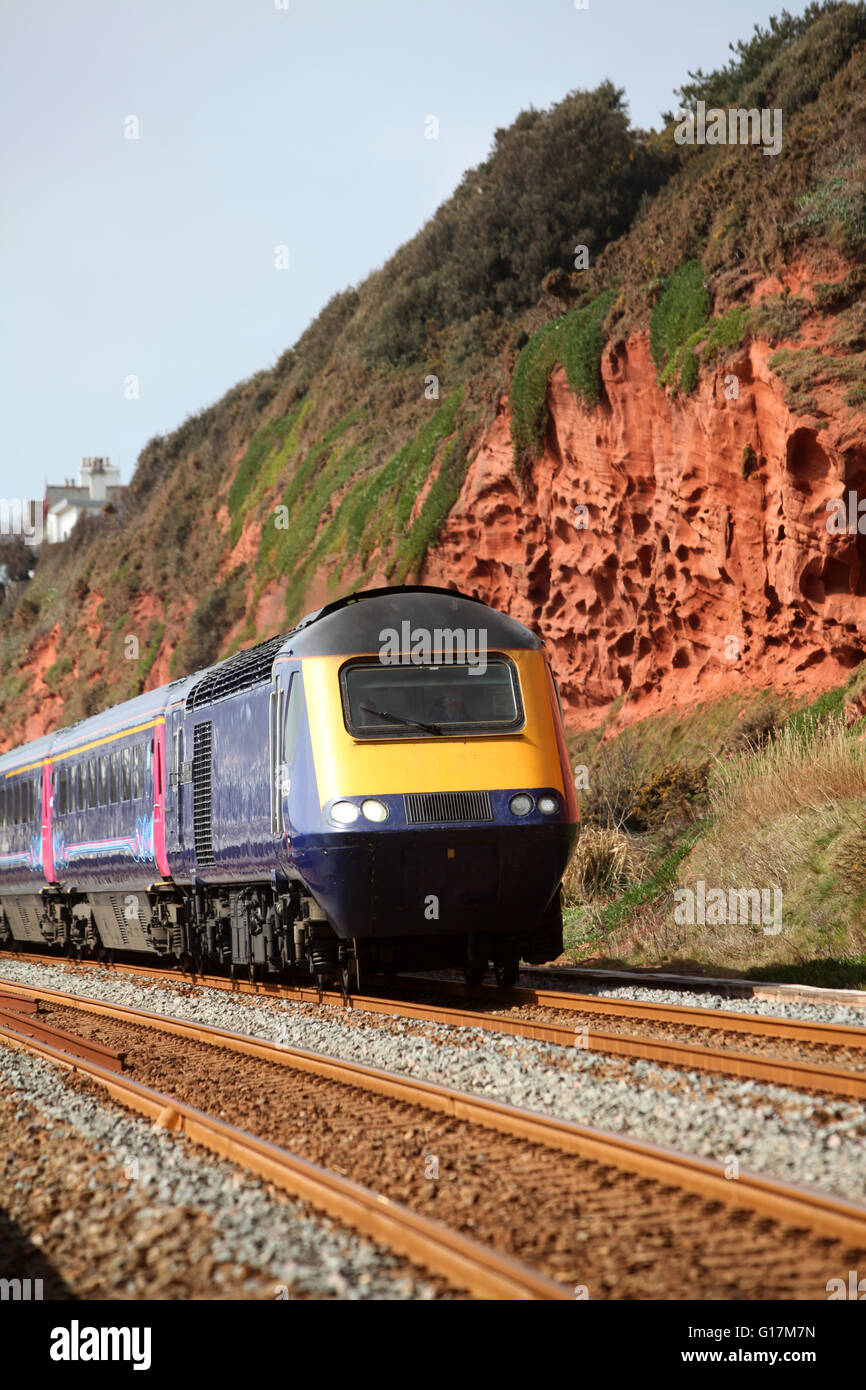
562,826,645,903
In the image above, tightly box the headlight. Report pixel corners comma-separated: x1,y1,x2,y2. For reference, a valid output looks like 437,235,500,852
361,798,388,822
329,800,360,825
537,794,560,815
509,793,533,817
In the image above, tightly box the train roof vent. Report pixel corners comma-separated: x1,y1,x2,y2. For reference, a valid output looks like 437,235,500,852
185,632,288,712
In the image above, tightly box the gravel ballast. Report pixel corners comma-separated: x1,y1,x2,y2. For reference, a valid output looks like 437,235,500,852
1,958,866,1206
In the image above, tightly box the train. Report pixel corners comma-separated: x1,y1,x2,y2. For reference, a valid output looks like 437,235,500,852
0,586,578,990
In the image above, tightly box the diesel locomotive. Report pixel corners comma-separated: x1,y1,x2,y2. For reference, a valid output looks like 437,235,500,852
0,587,578,989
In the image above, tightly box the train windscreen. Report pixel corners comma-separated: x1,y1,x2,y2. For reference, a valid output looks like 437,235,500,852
341,659,524,738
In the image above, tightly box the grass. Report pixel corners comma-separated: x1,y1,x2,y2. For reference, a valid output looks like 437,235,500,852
700,305,751,362
227,402,307,543
768,347,866,414
790,159,866,251
510,289,617,474
265,391,467,622
390,424,474,583
649,260,711,392
561,679,866,980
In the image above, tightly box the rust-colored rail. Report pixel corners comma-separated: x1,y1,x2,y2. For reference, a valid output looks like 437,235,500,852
0,990,38,1014
0,1007,125,1072
3,981,866,1251
520,963,866,1010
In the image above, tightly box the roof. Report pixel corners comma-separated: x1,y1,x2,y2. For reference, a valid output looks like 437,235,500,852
287,585,541,657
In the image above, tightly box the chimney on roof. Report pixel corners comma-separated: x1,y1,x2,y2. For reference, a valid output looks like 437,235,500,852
78,456,117,501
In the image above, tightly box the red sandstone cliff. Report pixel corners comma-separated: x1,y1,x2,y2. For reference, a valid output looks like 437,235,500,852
423,325,866,729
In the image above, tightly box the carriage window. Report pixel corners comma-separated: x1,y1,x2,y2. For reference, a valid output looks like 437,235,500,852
133,744,144,799
56,769,65,816
340,659,525,739
121,746,131,801
98,756,108,805
109,750,119,803
33,776,41,821
12,782,20,823
0,785,5,826
69,766,77,813
87,760,97,809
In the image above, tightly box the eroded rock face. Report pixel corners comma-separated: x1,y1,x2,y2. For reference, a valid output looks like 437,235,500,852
423,333,866,728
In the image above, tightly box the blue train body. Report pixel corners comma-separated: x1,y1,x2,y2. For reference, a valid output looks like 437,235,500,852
0,587,578,985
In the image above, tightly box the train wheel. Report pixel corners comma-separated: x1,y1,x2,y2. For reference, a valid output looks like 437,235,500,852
494,948,519,990
463,962,485,987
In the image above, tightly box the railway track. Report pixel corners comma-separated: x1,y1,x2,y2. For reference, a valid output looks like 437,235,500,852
2,980,866,1300
519,963,866,1010
2,949,866,1100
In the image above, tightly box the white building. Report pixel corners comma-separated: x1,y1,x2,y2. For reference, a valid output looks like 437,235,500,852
44,458,125,543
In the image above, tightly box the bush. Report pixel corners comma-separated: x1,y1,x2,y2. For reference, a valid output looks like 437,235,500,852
792,160,866,252
627,760,710,831
748,294,808,346
361,82,670,366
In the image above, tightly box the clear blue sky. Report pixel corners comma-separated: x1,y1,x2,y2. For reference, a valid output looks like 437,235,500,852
0,0,812,502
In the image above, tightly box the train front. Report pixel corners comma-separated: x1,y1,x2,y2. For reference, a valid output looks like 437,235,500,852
289,588,578,982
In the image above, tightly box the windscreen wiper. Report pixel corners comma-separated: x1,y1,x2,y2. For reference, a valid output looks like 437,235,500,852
359,702,443,735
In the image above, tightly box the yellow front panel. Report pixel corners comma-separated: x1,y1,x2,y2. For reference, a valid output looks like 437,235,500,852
302,650,566,803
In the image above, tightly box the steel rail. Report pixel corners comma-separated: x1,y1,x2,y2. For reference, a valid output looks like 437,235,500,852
2,954,866,1098
3,981,866,1249
519,963,866,1010
0,1006,125,1071
0,1021,568,1301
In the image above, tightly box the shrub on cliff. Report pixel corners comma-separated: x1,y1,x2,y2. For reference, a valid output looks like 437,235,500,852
361,83,669,367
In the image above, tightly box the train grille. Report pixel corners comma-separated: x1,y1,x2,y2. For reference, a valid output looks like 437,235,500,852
193,721,215,865
403,790,493,824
